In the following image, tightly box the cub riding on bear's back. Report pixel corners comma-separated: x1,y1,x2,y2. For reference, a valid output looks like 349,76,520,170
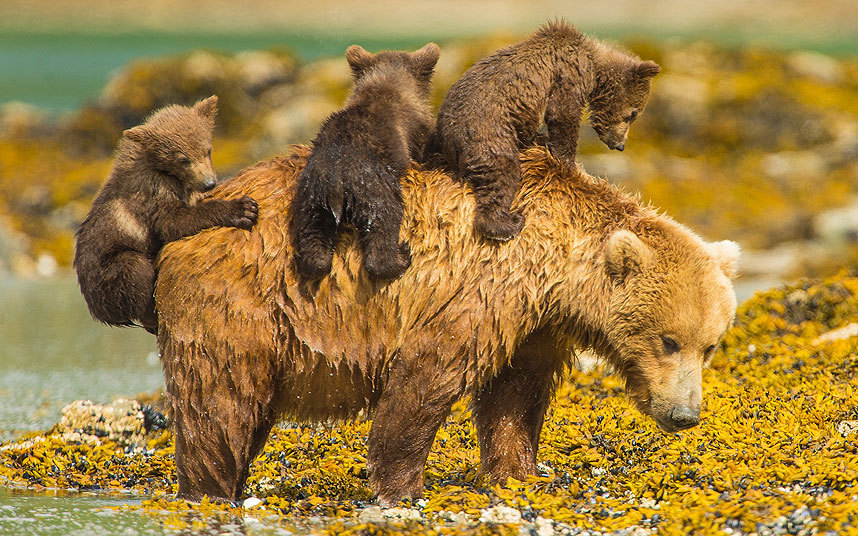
74,96,258,334
293,43,440,281
434,20,660,241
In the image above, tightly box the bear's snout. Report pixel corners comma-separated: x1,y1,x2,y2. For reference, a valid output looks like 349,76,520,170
668,404,700,430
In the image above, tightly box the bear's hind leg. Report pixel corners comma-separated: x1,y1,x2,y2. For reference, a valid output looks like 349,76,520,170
294,204,338,280
86,250,157,332
356,187,411,280
472,329,566,481
464,153,525,241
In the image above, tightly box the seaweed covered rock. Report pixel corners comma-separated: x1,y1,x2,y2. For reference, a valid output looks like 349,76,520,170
67,49,300,156
54,399,167,448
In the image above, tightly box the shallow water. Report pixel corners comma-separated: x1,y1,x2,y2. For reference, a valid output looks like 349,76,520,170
0,31,437,112
0,488,166,536
0,275,161,443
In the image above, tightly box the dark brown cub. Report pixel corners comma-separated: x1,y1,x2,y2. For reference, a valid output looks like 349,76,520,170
434,20,660,240
74,96,258,334
293,43,440,281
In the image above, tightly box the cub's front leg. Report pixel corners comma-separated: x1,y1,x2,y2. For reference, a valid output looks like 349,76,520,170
156,196,258,244
544,82,584,169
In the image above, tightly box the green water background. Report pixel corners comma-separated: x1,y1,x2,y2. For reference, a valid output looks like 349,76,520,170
2,27,856,112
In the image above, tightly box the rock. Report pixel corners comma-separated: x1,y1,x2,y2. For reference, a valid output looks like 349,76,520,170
235,50,294,95
788,51,842,84
183,51,226,84
0,101,48,138
0,216,28,273
479,505,522,524
55,398,167,448
36,253,57,278
438,509,470,524
242,497,263,509
814,197,858,244
382,507,422,521
534,516,555,536
813,324,858,345
836,420,858,437
357,506,384,524
259,94,339,150
761,151,827,182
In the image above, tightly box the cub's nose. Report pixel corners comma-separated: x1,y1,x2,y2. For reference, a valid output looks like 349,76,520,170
614,141,625,151
202,177,217,191
669,405,700,430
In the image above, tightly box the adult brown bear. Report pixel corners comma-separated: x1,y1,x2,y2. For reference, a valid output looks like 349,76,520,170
155,146,738,505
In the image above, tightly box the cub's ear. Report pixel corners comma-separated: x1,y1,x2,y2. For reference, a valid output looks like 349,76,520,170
346,45,374,76
411,42,440,73
194,95,218,121
632,60,661,80
705,240,740,280
605,229,651,281
123,126,150,144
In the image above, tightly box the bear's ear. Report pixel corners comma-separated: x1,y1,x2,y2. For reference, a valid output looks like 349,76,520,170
346,45,374,76
705,240,740,280
123,126,151,144
632,60,661,80
410,42,440,73
194,95,218,122
605,229,651,282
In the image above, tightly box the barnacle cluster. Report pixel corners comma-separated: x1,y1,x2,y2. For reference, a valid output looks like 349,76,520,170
2,273,858,534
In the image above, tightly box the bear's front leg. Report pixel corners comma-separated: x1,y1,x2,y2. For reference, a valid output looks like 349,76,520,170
367,353,465,506
472,329,566,481
544,84,583,169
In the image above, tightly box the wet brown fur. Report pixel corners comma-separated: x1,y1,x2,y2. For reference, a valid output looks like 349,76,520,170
74,96,258,333
155,145,737,504
293,43,440,281
434,20,661,240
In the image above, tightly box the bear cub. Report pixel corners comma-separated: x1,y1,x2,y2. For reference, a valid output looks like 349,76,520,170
434,20,660,241
293,43,440,281
74,96,258,334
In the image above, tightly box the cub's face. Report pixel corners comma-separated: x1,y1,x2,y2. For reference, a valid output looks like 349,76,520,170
123,96,219,194
589,60,660,152
345,42,440,96
602,230,739,433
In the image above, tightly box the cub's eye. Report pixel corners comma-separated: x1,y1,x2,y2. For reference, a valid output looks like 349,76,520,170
176,155,191,166
627,109,639,122
207,148,212,157
661,336,680,354
704,344,716,356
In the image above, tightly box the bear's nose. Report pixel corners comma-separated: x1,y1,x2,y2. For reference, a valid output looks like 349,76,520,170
669,405,700,430
202,177,217,191
614,141,625,151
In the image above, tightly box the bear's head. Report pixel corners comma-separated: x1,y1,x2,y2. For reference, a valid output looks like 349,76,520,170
601,228,739,433
345,42,440,97
587,54,660,152
123,95,219,194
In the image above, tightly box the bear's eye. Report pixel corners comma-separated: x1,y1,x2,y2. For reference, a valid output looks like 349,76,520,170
661,336,680,354
207,148,212,158
704,344,716,356
627,109,639,122
176,155,191,166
